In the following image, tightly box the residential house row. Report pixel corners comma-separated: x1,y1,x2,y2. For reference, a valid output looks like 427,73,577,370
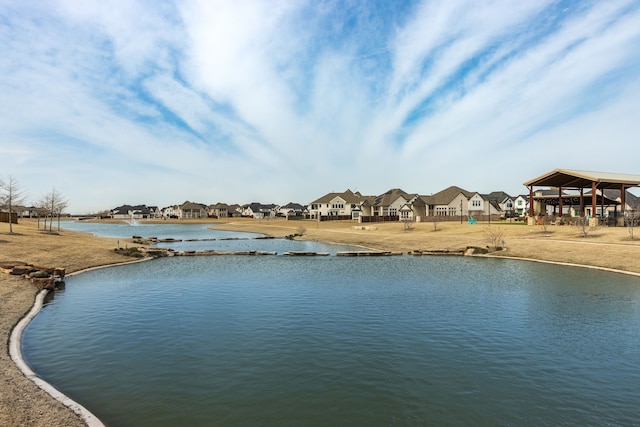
106,186,640,223
307,187,526,222
108,201,306,220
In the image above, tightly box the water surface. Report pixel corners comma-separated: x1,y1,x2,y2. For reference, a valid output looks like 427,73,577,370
22,223,640,426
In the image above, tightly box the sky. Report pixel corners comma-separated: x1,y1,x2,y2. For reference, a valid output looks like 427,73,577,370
1,0,640,214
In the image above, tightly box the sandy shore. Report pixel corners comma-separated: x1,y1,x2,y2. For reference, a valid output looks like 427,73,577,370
1,217,640,426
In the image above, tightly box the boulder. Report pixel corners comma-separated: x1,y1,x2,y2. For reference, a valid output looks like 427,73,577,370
11,266,35,275
32,277,55,290
30,270,51,279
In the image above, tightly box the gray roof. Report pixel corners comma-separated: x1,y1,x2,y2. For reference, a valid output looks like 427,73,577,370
370,188,417,207
483,191,513,203
603,189,640,208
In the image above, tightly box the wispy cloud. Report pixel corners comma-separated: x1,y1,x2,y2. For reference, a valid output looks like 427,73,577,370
1,0,639,212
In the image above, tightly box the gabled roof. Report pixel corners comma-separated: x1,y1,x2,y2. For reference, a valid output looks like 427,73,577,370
209,203,229,209
524,169,640,189
282,202,304,210
310,189,369,204
111,204,152,214
371,188,417,207
483,191,513,203
602,189,640,208
422,186,475,205
180,201,206,210
244,202,276,212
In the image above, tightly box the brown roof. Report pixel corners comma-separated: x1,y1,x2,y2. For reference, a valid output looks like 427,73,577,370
524,169,640,189
310,189,370,204
422,186,475,205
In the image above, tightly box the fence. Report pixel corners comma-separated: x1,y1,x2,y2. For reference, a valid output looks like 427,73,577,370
0,212,18,224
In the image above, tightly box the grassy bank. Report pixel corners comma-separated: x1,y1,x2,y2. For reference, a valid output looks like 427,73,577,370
1,217,639,426
0,219,128,427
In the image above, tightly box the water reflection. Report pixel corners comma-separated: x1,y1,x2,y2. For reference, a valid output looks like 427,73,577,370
22,222,640,427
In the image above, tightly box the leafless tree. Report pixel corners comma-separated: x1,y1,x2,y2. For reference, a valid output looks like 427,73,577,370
0,175,27,234
574,217,597,238
485,226,505,249
38,187,68,232
432,214,440,231
626,209,639,240
403,218,414,232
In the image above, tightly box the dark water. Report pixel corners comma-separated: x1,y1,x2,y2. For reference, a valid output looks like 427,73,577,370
22,224,640,426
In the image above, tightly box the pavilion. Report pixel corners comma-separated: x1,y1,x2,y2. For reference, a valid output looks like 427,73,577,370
523,169,640,226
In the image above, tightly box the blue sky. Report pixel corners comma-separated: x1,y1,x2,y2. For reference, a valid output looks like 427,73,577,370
1,0,639,213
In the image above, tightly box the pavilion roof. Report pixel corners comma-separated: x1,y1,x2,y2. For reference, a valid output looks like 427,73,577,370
523,169,640,189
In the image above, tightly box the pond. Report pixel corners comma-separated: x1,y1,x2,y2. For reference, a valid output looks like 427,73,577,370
22,222,640,426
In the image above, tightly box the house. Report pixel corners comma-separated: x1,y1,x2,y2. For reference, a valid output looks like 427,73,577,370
483,191,516,218
592,189,640,224
420,186,473,219
208,203,230,218
110,204,154,219
308,189,371,220
177,201,206,219
161,205,179,219
360,188,419,221
419,186,502,221
1,205,40,218
241,203,277,219
227,204,243,217
278,202,305,218
513,195,529,217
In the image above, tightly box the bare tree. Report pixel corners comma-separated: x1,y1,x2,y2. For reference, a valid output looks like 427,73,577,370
626,209,639,240
0,175,27,234
485,226,505,249
432,214,440,231
38,187,68,232
574,217,597,238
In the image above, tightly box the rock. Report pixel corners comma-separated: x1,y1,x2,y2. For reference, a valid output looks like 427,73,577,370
11,266,34,275
30,270,51,279
0,261,28,269
32,277,55,290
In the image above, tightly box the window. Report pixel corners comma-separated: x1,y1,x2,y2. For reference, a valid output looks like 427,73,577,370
436,207,447,216
400,210,410,219
471,199,481,207
389,208,397,216
448,207,456,216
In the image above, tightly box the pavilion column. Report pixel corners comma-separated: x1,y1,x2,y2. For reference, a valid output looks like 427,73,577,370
558,187,563,218
591,182,597,217
620,184,626,215
580,188,584,216
529,186,534,217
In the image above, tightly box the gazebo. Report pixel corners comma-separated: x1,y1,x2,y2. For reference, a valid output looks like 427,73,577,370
523,169,640,226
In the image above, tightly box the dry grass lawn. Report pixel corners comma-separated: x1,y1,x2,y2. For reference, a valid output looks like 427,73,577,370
1,217,640,426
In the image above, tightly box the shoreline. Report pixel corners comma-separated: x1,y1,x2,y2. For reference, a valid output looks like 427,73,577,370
9,289,105,427
2,217,640,426
6,256,154,427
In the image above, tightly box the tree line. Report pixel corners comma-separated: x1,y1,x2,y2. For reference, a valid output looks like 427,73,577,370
0,175,68,234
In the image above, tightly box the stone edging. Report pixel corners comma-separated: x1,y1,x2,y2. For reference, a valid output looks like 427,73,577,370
477,253,640,277
8,257,153,427
9,289,105,427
